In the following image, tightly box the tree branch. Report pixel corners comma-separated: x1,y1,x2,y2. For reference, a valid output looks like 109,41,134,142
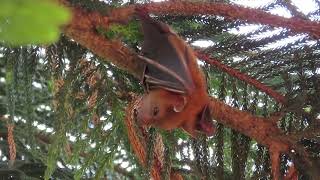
61,1,144,78
208,97,289,151
110,1,320,39
196,51,286,104
60,1,320,80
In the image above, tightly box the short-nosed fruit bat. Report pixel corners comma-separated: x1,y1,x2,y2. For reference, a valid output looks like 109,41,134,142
134,9,215,137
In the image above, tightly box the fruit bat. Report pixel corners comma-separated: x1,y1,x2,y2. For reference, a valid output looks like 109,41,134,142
134,9,215,137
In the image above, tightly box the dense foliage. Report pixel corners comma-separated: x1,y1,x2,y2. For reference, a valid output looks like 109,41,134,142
0,0,319,179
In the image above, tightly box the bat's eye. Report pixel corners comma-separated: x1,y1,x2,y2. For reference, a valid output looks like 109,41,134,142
153,107,159,116
133,109,138,117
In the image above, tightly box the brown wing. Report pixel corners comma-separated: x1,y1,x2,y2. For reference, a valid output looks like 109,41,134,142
138,15,195,94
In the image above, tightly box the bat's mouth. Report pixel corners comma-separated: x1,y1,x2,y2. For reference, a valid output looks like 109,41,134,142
134,111,153,126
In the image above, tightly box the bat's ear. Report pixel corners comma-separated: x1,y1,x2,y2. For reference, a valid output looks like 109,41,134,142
200,120,216,136
173,96,187,112
197,105,216,136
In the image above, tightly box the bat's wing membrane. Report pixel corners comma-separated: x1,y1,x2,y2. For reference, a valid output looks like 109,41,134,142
139,19,195,94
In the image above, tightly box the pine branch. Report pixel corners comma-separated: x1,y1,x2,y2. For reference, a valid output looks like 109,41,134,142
109,1,320,38
59,1,320,82
60,0,143,78
196,51,286,104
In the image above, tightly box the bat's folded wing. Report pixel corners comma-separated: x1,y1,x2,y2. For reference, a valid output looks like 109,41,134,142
139,19,195,94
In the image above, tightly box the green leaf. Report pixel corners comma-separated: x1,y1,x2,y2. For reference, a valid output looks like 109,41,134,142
0,0,71,46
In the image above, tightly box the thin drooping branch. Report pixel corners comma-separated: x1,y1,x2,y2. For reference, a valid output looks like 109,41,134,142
196,51,286,104
37,133,135,179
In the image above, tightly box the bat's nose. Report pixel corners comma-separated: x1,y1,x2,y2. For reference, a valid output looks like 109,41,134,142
136,110,152,126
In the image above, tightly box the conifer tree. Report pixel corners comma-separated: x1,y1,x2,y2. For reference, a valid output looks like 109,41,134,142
0,0,319,179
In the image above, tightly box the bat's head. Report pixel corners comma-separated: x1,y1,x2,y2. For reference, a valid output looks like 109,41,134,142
135,89,187,126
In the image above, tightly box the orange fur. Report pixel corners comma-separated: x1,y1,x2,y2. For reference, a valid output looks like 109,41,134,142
136,33,213,137
135,11,215,137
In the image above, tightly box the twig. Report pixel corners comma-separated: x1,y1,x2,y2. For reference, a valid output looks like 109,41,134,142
196,51,286,104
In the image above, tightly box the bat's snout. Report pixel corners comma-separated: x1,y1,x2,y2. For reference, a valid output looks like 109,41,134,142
134,107,153,126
